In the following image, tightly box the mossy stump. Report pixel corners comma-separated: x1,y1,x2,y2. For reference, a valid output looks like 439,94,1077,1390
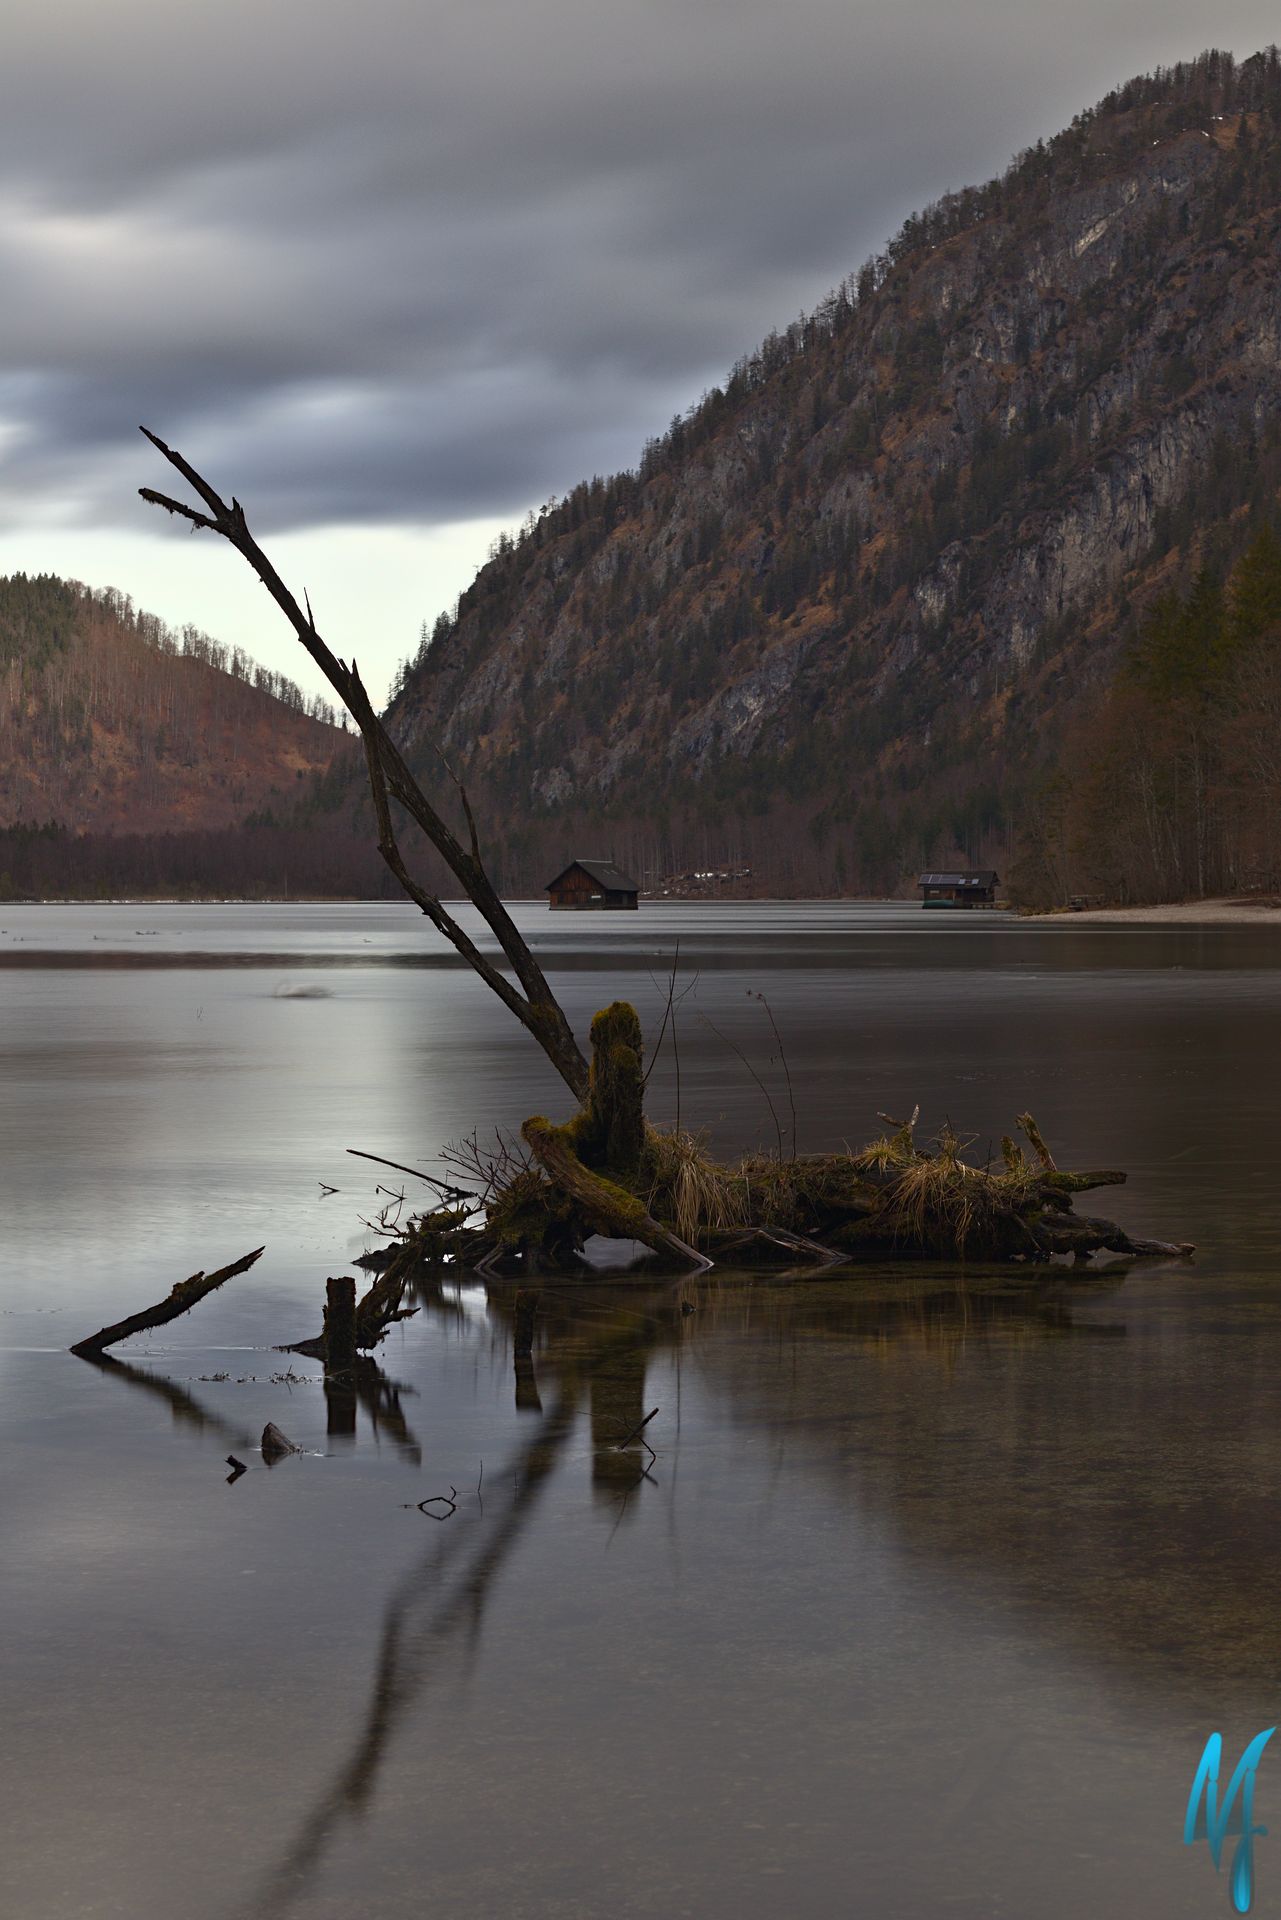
580,1001,645,1177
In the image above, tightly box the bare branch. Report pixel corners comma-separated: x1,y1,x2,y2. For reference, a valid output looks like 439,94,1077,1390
137,487,220,532
70,1247,265,1357
138,430,589,1102
427,742,483,865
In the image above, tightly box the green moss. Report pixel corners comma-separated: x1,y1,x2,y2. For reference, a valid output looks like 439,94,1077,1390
580,1002,646,1174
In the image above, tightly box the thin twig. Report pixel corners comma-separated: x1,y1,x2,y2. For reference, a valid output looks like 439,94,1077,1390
413,1487,458,1520
643,941,680,1086
347,1148,438,1185
750,990,797,1161
615,1407,660,1451
700,1013,784,1160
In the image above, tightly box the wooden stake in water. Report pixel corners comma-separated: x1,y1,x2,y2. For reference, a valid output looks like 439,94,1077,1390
324,1275,357,1374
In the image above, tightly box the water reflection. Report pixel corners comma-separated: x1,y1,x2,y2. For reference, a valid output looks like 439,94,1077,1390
238,1292,674,1920
82,1342,426,1469
322,1363,421,1465
76,1348,259,1451
11,904,1281,1918
162,1266,1139,1917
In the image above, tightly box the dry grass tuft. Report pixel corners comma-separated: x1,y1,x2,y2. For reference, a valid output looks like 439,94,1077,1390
644,1127,748,1243
643,1112,1057,1255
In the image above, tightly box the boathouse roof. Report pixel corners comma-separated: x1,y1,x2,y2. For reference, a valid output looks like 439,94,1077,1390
546,859,640,892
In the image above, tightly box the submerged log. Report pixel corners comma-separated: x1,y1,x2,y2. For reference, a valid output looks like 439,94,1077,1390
361,1086,1189,1279
1033,1214,1196,1260
70,1247,265,1358
261,1421,300,1463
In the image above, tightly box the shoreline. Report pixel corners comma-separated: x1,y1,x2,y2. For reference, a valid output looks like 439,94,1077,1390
6,894,1281,922
1025,898,1281,924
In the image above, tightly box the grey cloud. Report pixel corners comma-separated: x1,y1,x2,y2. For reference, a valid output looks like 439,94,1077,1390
2,0,1280,536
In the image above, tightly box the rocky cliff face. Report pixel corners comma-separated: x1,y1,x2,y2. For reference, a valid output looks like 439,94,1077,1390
390,50,1281,895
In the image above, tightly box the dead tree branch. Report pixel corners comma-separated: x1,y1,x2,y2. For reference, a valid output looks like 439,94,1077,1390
139,429,589,1103
70,1247,265,1357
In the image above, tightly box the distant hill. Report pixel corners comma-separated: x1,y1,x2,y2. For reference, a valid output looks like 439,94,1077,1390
382,48,1281,900
0,573,387,899
0,573,350,833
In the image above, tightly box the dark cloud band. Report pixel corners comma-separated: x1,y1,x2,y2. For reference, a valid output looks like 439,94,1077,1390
0,0,1275,534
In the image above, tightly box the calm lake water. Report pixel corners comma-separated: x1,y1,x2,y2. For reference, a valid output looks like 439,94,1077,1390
4,900,1281,1919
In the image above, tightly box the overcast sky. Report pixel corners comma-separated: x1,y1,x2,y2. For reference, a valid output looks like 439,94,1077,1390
2,2,1278,702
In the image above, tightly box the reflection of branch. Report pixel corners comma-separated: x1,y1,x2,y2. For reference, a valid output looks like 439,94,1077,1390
242,1388,581,1920
242,1296,674,1920
77,1351,258,1451
352,1361,422,1465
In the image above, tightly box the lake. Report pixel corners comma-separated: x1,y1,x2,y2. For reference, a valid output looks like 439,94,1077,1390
4,900,1281,1918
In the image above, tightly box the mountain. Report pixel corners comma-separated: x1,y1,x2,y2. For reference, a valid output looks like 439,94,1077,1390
0,573,348,832
0,573,384,899
385,48,1281,899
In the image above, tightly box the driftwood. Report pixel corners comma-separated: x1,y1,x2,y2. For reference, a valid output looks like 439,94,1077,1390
365,1083,1191,1276
69,1247,264,1358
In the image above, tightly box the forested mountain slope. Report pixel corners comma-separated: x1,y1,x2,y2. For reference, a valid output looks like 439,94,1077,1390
0,574,348,834
387,48,1281,898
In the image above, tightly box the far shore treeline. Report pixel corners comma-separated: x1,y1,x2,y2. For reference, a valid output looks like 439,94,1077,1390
0,818,391,903
1013,521,1281,907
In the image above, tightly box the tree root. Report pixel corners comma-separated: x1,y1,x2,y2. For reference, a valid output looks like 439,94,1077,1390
523,1117,712,1271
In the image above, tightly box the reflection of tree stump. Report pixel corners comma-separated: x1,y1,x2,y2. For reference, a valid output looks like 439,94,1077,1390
325,1371,357,1438
514,1357,543,1413
591,1343,649,1495
590,1344,647,1446
513,1288,538,1358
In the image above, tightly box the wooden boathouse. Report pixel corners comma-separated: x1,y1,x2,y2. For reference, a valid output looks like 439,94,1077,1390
546,859,641,911
918,870,1000,909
